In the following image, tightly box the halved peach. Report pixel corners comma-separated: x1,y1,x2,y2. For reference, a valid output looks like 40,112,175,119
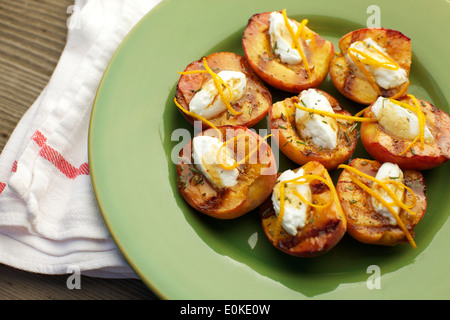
268,89,357,170
360,96,450,170
259,161,347,257
175,52,272,128
177,126,277,219
242,11,334,92
329,28,411,105
336,158,426,246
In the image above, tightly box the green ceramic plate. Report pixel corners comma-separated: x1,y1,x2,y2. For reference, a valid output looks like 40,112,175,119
89,0,450,299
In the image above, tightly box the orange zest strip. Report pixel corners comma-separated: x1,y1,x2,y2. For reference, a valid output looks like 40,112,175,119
371,45,401,69
178,58,242,116
174,97,222,139
295,18,308,39
408,94,425,150
348,47,399,70
388,94,426,155
290,175,334,209
201,58,240,115
353,107,369,118
176,98,271,171
398,136,420,156
178,70,208,75
390,80,410,100
347,174,416,248
281,9,312,83
272,177,287,244
272,173,334,244
294,102,378,123
217,133,272,170
347,48,381,95
338,164,417,217
338,164,417,248
384,180,417,210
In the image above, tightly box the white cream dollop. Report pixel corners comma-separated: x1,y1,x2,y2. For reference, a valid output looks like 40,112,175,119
189,70,247,119
371,96,434,143
192,135,239,189
295,89,338,150
271,169,311,236
371,162,405,226
268,11,302,65
347,38,407,89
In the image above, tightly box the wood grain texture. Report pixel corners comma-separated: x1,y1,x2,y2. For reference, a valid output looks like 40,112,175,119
0,0,158,300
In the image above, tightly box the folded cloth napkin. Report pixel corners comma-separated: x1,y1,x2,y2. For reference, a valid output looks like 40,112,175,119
0,0,161,278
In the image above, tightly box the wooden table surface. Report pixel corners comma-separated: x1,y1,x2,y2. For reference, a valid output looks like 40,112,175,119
0,0,158,300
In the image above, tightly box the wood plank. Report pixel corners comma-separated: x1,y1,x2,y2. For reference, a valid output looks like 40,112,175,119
0,264,158,300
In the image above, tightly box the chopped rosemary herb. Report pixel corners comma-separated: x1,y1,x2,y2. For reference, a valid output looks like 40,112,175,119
194,176,204,185
349,123,358,133
261,208,271,217
189,166,202,175
344,131,350,143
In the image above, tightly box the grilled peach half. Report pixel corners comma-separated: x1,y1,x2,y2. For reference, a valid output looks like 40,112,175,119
242,11,334,92
330,28,411,105
268,89,357,170
177,126,277,219
360,96,450,170
336,158,426,247
175,52,272,128
259,161,347,257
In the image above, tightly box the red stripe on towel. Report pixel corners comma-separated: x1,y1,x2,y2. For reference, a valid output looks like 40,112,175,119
0,161,18,195
32,130,89,179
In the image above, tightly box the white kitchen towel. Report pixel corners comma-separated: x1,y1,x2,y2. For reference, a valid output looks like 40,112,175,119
0,0,162,278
